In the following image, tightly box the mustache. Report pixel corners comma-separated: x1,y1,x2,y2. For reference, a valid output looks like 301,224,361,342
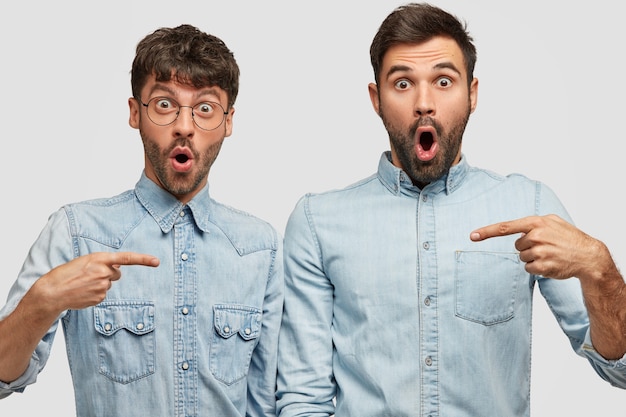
410,116,442,137
166,137,199,159
171,137,192,148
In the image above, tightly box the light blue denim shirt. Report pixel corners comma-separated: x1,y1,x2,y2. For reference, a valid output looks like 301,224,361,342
0,173,283,417
277,151,626,417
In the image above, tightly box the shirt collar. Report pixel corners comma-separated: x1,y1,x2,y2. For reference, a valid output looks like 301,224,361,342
377,151,470,197
134,172,213,233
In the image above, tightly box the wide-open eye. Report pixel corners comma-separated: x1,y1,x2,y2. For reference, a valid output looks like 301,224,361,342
193,101,220,118
436,77,453,88
152,97,178,114
394,79,411,90
195,102,216,116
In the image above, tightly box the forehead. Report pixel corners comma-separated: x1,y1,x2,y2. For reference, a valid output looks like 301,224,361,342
381,36,466,78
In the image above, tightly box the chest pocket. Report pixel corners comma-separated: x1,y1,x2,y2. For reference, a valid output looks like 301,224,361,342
94,301,155,384
455,251,524,325
210,304,261,385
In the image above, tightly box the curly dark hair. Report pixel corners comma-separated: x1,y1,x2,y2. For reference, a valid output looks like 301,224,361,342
131,24,239,109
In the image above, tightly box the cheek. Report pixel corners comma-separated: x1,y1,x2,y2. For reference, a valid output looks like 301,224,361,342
139,124,172,153
440,96,470,124
138,122,158,142
135,112,155,135
197,133,226,153
381,104,412,132
380,92,415,118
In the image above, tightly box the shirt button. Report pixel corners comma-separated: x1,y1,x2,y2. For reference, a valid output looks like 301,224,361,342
425,356,433,366
223,326,231,334
182,307,189,315
136,323,144,331
179,211,186,217
423,242,430,250
424,297,431,306
182,362,189,370
181,253,189,261
422,194,428,202
104,323,112,332
244,328,251,335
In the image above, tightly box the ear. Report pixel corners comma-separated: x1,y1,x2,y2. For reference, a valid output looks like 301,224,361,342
223,106,235,138
129,97,140,129
469,77,478,114
368,82,381,115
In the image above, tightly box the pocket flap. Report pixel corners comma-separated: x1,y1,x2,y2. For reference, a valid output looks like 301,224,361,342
94,301,155,336
213,304,261,340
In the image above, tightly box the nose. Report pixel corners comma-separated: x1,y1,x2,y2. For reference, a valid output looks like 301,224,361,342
174,106,196,136
414,84,435,117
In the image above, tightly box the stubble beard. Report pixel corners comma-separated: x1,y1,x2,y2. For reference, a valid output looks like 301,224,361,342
141,131,223,197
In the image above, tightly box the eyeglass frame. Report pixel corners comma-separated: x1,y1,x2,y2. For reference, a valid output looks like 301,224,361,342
137,96,229,131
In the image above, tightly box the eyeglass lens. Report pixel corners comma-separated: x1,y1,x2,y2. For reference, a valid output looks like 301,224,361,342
145,97,226,130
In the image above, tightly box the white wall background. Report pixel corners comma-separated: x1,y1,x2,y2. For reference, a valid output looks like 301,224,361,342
1,1,623,415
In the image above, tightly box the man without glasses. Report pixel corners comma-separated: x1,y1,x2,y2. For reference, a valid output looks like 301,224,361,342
276,3,626,416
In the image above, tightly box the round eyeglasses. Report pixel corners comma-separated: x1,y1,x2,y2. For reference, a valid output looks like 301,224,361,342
139,96,228,131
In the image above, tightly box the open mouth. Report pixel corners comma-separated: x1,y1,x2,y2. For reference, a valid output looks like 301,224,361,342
175,154,189,163
170,147,194,172
415,126,438,162
419,131,434,151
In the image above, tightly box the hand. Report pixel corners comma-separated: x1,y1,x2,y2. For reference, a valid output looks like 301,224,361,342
470,214,607,280
32,252,160,313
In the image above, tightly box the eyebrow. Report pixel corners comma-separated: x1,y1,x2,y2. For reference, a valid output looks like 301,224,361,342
148,83,222,101
433,62,462,76
385,61,462,80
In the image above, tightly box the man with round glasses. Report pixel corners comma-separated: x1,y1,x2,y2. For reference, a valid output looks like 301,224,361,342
0,24,283,417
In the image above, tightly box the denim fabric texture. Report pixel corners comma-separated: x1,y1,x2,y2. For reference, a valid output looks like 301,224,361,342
0,173,284,417
276,151,626,417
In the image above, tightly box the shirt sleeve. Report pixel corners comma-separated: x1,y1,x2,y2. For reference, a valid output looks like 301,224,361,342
0,208,73,397
535,182,626,388
276,195,336,417
246,228,285,417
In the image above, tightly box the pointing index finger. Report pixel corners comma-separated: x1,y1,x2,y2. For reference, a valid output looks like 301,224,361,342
98,251,160,267
470,217,535,241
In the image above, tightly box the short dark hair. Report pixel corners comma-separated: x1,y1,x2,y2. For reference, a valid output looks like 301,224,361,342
131,24,240,109
370,3,477,86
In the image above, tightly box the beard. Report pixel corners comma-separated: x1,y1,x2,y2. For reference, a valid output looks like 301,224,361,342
380,103,470,188
141,130,223,198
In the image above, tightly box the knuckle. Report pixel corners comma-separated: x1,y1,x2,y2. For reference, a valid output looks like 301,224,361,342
497,223,510,235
